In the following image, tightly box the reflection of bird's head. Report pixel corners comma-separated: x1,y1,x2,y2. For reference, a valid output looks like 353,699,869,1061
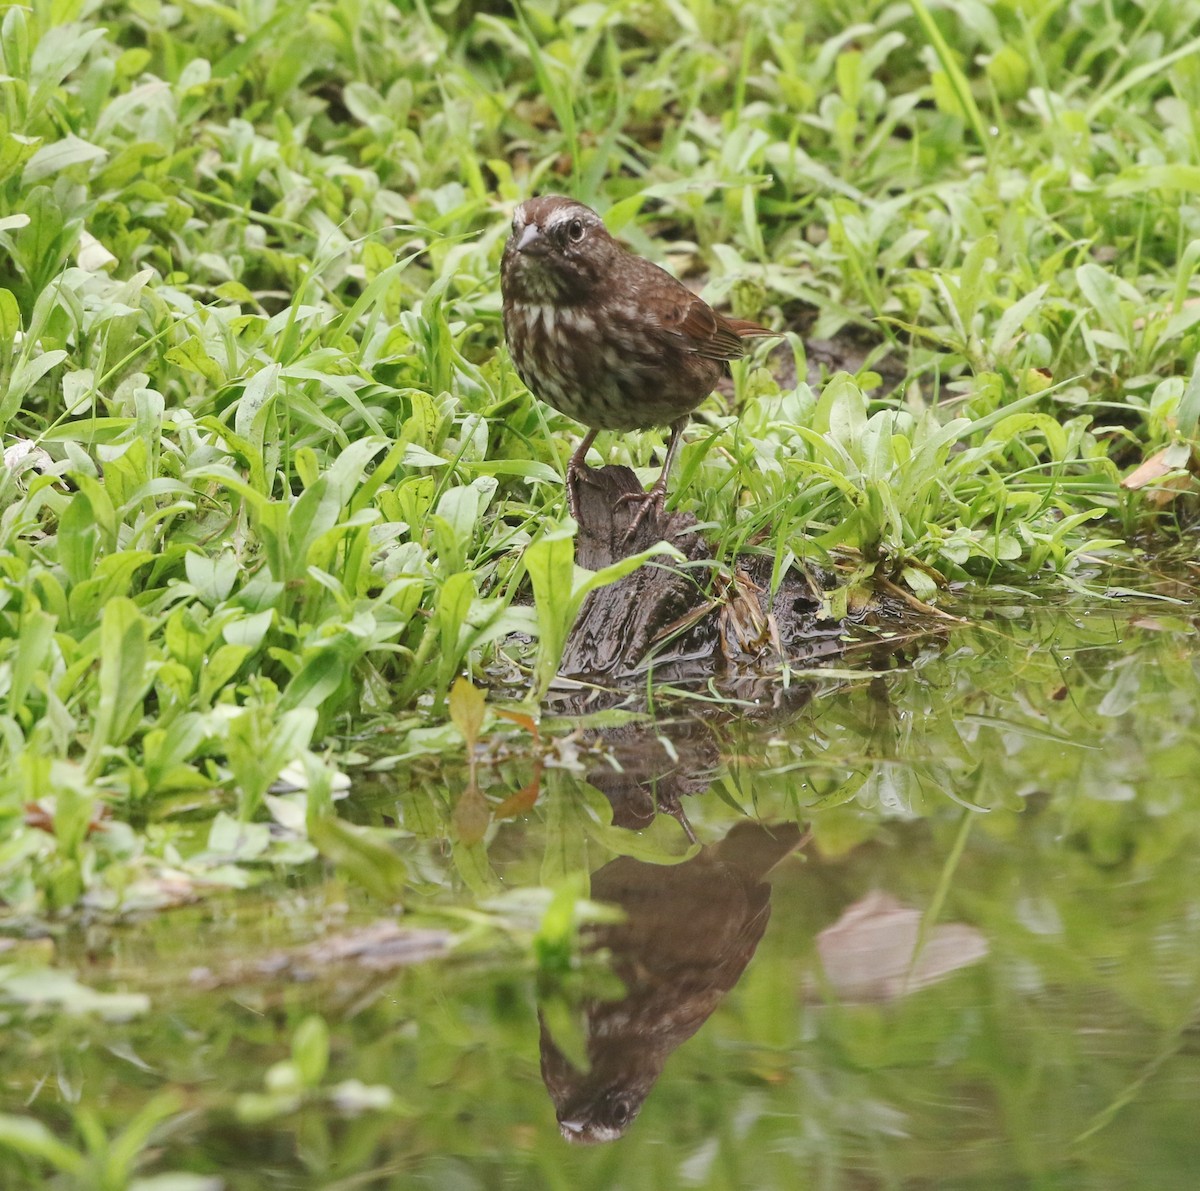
539,1014,658,1145
556,1084,642,1145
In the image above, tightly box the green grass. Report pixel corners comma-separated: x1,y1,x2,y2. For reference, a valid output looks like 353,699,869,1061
1,0,1199,919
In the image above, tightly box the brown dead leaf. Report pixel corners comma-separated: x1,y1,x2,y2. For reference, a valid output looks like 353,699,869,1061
494,761,543,820
1146,473,1197,507
1121,443,1193,490
452,783,491,844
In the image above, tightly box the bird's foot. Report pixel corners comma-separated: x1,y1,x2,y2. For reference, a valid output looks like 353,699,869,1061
617,484,667,544
565,459,595,521
565,429,600,521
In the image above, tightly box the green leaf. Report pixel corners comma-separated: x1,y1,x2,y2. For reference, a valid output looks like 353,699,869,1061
8,608,56,717
225,707,317,817
524,525,679,699
85,596,150,774
0,1114,85,1174
1177,355,1200,439
4,350,68,421
234,362,280,442
185,550,239,606
0,288,21,352
291,1015,329,1087
22,134,106,184
279,649,348,713
991,284,1049,357
1106,164,1200,197
308,816,408,901
906,0,991,152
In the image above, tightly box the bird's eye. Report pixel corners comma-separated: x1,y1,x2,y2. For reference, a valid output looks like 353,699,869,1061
567,218,585,242
610,1096,632,1125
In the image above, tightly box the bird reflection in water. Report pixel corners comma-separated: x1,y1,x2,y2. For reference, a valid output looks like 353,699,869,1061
539,819,808,1144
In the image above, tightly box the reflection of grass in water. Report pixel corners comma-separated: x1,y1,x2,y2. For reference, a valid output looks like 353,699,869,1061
3,601,1198,1184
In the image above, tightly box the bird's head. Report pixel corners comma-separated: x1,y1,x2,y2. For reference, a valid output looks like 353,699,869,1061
502,195,619,302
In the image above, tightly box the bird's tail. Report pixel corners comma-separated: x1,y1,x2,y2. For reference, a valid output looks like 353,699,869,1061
726,317,777,340
711,820,809,881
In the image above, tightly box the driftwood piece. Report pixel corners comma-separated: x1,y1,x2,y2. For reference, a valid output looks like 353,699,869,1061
560,464,861,682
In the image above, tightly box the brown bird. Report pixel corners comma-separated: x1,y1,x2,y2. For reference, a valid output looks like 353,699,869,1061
539,820,808,1144
500,195,773,530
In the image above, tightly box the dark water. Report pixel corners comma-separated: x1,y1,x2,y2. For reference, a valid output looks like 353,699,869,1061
4,592,1200,1189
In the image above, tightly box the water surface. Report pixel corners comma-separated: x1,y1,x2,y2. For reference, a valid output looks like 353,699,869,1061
4,590,1200,1190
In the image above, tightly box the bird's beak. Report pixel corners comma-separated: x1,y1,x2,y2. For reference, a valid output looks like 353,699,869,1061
514,223,546,254
559,1117,586,1137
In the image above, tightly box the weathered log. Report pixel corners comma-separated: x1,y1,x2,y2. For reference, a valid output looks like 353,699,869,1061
560,464,856,681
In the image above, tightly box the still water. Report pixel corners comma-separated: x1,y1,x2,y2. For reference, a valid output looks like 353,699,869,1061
5,590,1200,1189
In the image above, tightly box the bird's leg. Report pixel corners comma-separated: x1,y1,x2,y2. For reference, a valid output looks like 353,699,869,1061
565,427,599,520
619,416,689,542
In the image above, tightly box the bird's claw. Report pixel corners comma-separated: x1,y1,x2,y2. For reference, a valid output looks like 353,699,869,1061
618,487,666,544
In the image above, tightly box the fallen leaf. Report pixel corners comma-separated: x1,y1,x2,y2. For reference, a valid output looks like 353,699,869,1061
812,891,988,1002
1120,442,1192,490
494,762,543,820
452,783,490,844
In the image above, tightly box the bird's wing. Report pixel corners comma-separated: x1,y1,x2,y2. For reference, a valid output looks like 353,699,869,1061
662,294,748,361
635,264,750,361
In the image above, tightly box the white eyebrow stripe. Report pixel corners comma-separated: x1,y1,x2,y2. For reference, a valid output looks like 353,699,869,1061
544,205,601,230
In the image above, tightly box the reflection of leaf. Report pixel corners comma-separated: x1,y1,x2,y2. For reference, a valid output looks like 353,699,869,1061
328,1080,398,1115
308,816,408,901
494,763,542,820
495,706,540,740
451,838,499,896
538,995,589,1072
0,1114,85,1174
575,781,698,864
814,892,988,1002
452,783,490,844
0,965,149,1020
292,1015,330,1087
192,923,450,988
541,784,589,885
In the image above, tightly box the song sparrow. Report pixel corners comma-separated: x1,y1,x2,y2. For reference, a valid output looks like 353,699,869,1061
500,195,773,530
539,820,808,1144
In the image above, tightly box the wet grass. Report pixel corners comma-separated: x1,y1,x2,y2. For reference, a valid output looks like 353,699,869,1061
3,0,1200,1184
